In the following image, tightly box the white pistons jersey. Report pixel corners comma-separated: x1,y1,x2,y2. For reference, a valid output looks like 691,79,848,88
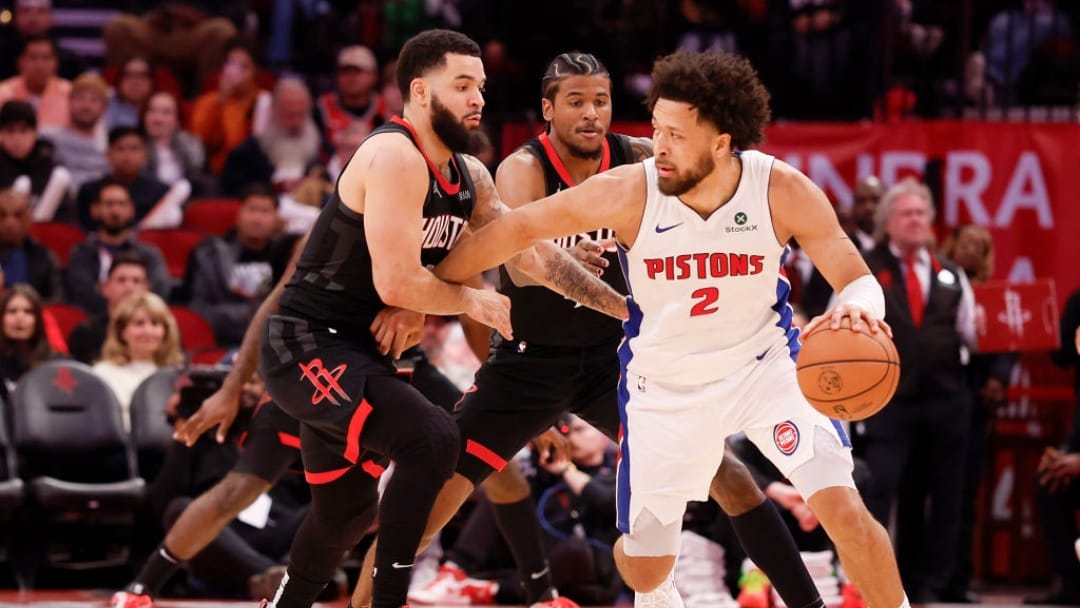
617,152,800,386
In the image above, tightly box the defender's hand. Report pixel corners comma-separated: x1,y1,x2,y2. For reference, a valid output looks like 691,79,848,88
532,427,570,467
464,289,513,340
571,237,615,276
370,306,425,359
173,385,242,446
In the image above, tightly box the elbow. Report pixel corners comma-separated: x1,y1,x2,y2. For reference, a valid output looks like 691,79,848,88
375,280,407,308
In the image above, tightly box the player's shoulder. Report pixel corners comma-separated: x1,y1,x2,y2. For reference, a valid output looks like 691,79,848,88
766,156,815,199
354,129,425,167
620,134,654,161
496,146,544,180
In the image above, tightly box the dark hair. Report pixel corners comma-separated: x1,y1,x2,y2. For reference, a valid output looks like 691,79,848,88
0,100,36,129
221,36,258,65
106,251,149,279
645,50,771,150
17,34,57,58
541,52,609,101
108,125,146,147
242,182,280,209
395,29,481,100
0,284,53,370
96,177,131,202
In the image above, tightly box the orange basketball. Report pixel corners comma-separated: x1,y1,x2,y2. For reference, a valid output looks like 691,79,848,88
795,318,900,421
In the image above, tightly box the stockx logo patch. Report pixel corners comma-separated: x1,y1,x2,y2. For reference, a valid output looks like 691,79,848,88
726,211,758,233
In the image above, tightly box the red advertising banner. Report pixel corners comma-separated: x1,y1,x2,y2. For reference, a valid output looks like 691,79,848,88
973,280,1060,353
501,121,1080,310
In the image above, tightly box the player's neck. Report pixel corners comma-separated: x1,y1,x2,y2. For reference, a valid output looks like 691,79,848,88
679,155,742,219
548,134,603,183
400,108,454,170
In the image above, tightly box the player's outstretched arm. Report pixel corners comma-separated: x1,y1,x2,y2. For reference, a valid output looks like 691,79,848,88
437,161,643,292
174,232,308,445
770,162,888,336
356,135,512,338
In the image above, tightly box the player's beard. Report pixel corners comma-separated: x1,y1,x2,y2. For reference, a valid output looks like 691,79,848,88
657,153,716,197
564,125,604,160
431,94,481,154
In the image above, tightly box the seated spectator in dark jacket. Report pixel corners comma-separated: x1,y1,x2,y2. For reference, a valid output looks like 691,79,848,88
0,0,87,81
0,188,61,299
66,179,171,315
0,100,70,221
220,77,320,197
180,185,291,346
68,251,150,364
76,126,190,231
0,283,55,403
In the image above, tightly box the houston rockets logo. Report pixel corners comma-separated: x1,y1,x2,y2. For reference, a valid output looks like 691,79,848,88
298,358,350,406
998,288,1032,338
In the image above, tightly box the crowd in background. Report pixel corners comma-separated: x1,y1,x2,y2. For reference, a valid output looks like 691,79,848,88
0,0,1077,605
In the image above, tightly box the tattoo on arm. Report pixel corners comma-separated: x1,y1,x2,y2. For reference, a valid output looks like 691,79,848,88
630,137,654,162
463,154,505,230
539,243,627,320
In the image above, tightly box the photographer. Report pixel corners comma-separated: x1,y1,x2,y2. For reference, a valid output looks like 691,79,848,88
145,364,311,599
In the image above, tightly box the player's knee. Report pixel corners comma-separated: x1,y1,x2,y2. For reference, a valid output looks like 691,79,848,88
614,537,674,592
710,454,765,515
811,487,880,546
482,460,530,502
163,496,192,529
397,407,459,478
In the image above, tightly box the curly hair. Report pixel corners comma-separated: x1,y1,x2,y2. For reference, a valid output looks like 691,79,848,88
396,29,481,100
645,50,771,150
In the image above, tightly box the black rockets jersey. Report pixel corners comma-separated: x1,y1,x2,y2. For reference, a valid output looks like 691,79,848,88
279,117,476,350
498,132,633,348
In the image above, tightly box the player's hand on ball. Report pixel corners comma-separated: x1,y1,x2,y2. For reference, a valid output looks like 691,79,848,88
805,303,892,338
465,288,513,340
370,306,424,359
571,237,614,276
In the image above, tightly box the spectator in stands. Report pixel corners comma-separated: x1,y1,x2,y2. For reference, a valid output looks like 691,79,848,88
314,46,386,155
0,35,71,131
0,100,69,221
49,73,110,194
94,291,182,429
192,40,271,175
972,0,1074,103
0,283,55,403
0,188,61,300
0,0,87,81
852,175,883,253
861,178,977,602
103,1,240,92
66,180,171,315
142,91,210,195
380,59,405,117
68,252,150,364
105,56,157,130
1027,285,1080,605
77,126,190,231
325,120,369,184
220,77,317,197
180,185,289,346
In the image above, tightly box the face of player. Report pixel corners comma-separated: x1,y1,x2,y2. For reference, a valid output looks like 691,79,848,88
885,193,932,251
424,53,485,153
543,75,612,160
651,98,718,197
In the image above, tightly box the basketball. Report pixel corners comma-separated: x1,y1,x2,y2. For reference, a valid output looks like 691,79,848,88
796,318,900,421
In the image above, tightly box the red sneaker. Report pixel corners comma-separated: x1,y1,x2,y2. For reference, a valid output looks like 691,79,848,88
531,597,582,608
736,569,771,608
109,591,153,608
840,583,866,608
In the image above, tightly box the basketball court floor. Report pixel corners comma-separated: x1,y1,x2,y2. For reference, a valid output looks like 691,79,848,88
0,586,1062,608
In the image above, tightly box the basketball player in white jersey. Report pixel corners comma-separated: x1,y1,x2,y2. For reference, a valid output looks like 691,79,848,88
435,49,908,608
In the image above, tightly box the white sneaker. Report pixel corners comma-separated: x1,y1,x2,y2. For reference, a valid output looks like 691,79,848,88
636,572,685,608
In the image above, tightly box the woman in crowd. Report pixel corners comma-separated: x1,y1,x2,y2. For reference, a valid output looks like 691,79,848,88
106,56,157,130
94,291,183,429
142,90,209,194
0,284,55,403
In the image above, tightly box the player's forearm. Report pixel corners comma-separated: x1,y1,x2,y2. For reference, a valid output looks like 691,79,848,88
379,269,478,317
519,242,629,321
435,215,534,283
221,278,286,394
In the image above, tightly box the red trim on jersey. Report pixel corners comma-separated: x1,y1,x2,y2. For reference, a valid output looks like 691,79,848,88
538,132,611,187
390,116,462,195
361,460,386,478
344,399,374,464
305,466,351,485
466,439,507,471
277,432,301,449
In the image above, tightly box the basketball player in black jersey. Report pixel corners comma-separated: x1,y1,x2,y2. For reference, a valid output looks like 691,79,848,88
255,30,627,608
350,52,828,608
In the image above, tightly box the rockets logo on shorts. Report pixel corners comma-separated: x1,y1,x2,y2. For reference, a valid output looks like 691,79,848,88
773,421,800,456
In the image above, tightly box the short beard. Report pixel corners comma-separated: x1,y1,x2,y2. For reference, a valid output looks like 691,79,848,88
565,139,602,160
101,221,132,237
657,154,715,196
431,95,480,154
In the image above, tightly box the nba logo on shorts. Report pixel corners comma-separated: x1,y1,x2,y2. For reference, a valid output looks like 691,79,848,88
773,421,800,456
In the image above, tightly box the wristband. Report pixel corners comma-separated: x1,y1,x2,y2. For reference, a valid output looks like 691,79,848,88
837,274,885,320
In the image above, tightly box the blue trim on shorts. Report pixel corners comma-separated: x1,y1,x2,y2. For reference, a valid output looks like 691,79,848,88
830,419,852,447
774,247,802,361
616,297,643,534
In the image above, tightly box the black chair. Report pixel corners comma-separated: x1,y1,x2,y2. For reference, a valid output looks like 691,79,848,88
0,397,25,573
129,367,181,483
11,361,145,577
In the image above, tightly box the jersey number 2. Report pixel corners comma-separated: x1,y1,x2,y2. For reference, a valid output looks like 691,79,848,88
690,287,719,317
